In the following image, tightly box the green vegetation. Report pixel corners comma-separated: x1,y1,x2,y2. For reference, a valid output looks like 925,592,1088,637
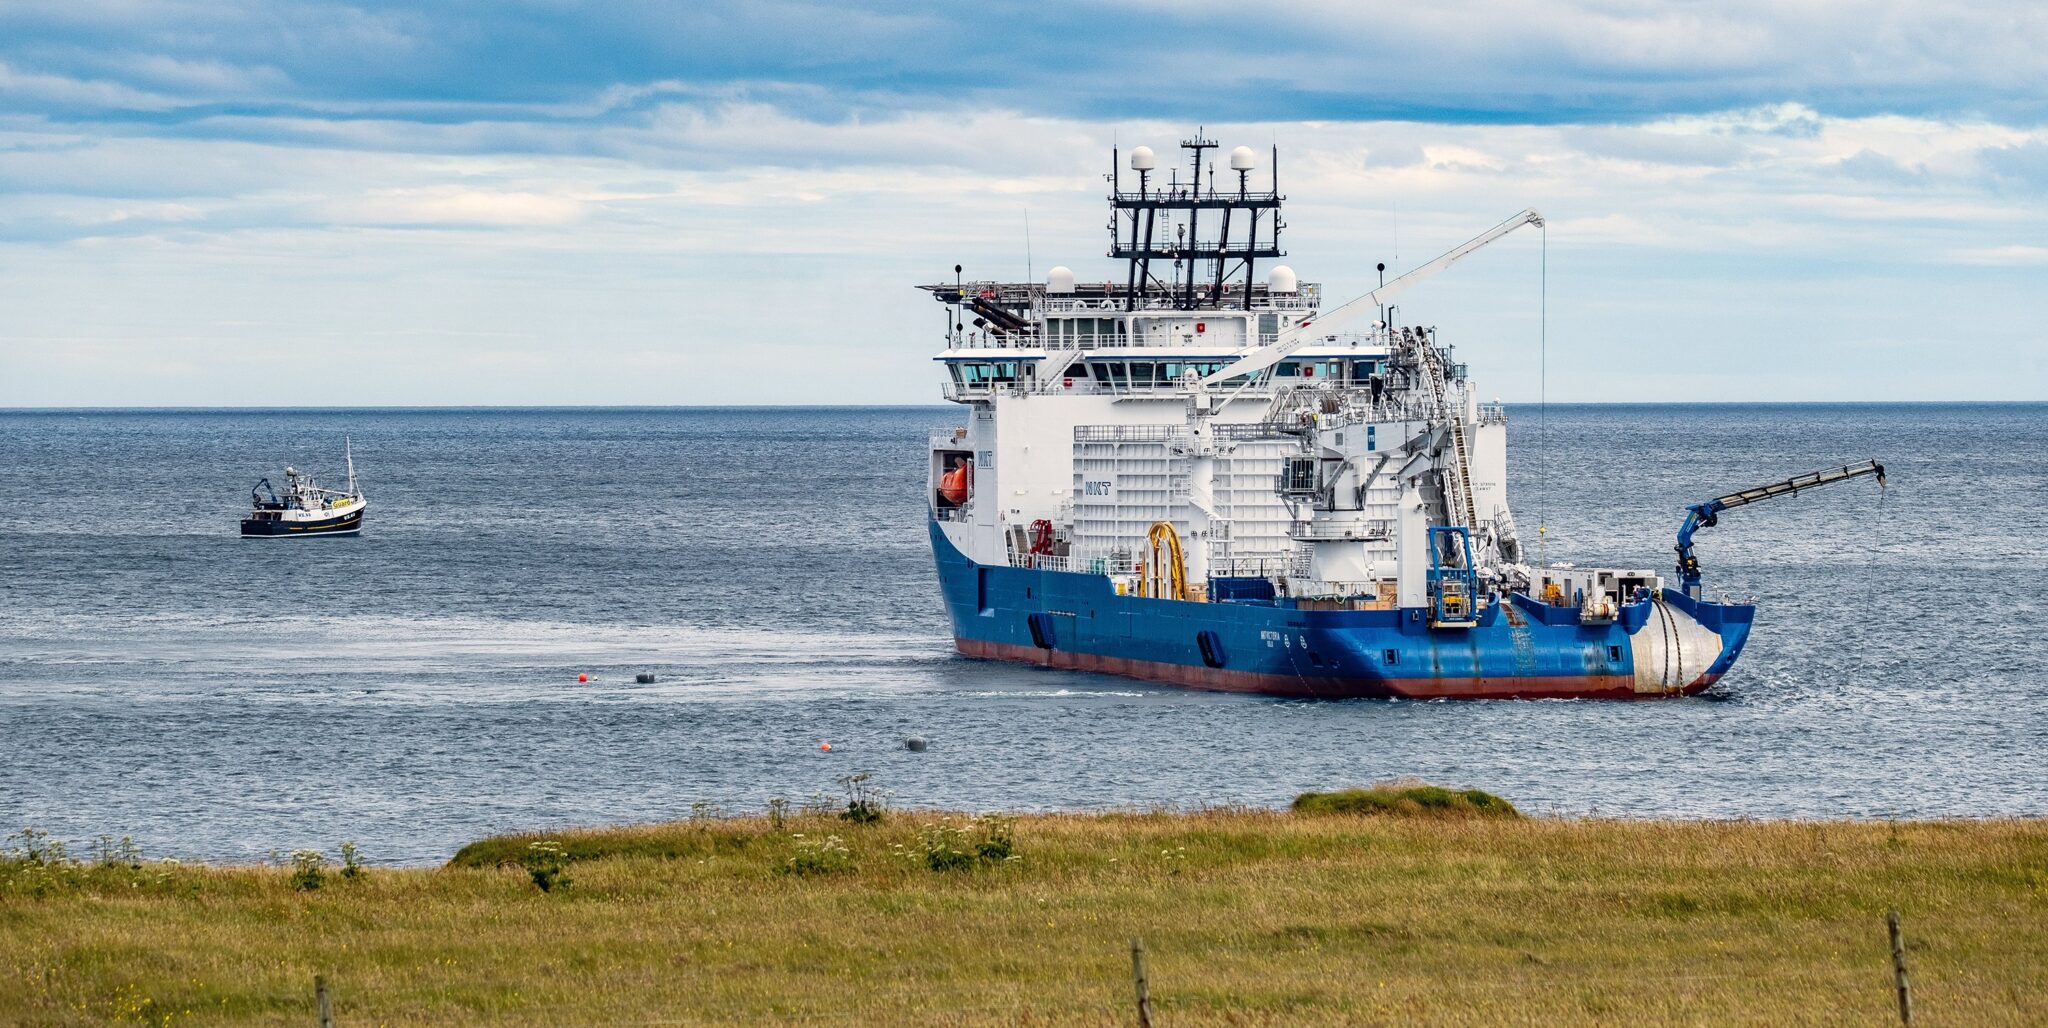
1292,782,1521,818
2,809,2044,1024
836,771,887,825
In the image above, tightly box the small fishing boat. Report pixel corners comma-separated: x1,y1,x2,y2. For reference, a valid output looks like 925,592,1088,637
241,440,366,537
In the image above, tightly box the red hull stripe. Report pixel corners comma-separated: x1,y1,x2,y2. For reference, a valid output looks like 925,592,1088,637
958,638,1716,701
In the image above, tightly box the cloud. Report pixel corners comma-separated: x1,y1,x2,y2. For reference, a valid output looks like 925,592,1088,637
0,60,180,111
1981,140,2048,188
1952,244,2048,266
2,1,2046,125
0,2,2042,405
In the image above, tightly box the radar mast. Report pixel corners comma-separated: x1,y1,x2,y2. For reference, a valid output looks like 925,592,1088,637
1109,129,1285,311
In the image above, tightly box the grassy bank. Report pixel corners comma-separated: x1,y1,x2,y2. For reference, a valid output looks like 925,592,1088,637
2,803,2045,1025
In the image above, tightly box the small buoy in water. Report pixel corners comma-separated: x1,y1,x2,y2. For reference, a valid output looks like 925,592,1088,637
905,737,928,752
577,673,589,683
819,742,832,751
635,672,656,684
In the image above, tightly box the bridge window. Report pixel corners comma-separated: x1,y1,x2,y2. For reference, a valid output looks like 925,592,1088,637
1050,317,1128,345
957,362,1022,384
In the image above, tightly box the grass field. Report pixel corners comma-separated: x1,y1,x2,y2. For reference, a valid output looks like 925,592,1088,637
2,797,2045,1025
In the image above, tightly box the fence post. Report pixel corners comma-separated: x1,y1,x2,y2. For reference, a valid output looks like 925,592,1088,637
1129,938,1152,1028
1886,910,1912,1025
315,973,334,1028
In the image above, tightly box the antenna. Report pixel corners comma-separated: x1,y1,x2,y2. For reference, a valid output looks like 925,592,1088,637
345,436,357,495
1024,208,1034,298
1111,131,1281,312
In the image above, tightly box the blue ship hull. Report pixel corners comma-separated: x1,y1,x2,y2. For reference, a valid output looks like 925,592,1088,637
931,520,1753,700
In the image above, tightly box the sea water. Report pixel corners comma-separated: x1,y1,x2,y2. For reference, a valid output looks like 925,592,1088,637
1,404,2042,864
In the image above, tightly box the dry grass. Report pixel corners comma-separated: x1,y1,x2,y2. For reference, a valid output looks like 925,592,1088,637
2,811,2045,1025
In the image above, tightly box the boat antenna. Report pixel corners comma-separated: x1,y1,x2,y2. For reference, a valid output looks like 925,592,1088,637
1024,208,1034,310
346,435,357,496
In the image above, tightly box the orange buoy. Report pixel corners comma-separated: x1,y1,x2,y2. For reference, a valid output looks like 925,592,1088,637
819,742,832,751
577,673,588,683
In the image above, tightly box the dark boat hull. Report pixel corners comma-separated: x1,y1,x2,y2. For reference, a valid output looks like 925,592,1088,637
240,508,364,537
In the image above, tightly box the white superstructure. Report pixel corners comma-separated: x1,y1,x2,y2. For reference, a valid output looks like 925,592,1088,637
926,134,1656,619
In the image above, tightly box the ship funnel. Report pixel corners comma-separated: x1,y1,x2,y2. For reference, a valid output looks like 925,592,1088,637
1229,146,1257,171
1046,266,1076,294
1129,146,1157,171
1268,265,1298,293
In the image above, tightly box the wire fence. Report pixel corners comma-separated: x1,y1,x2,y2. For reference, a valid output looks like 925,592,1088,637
280,909,1935,1026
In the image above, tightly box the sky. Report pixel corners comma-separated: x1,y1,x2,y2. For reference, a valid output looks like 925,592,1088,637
0,1,2043,406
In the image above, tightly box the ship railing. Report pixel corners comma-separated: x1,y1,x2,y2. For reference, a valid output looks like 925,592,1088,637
942,331,1041,350
1293,579,1392,601
1084,377,1274,397
1215,418,1312,439
932,504,971,523
1009,551,1141,575
1072,421,1309,446
1290,519,1394,542
1009,551,1068,571
940,380,1032,402
947,374,1279,399
1478,401,1508,425
1075,424,1187,444
1208,555,1300,579
943,327,1383,358
1040,288,1320,314
1313,395,1442,429
929,427,970,448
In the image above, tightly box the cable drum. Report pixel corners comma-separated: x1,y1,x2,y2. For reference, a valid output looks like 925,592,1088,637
1630,599,1720,694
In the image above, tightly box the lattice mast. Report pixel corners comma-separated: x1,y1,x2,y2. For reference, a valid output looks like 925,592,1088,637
1110,132,1286,311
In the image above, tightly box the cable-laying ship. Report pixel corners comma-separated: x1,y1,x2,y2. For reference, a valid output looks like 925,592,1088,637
923,134,1886,700
241,440,366,537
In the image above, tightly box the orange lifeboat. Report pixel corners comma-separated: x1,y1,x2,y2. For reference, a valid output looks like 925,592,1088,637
939,462,972,506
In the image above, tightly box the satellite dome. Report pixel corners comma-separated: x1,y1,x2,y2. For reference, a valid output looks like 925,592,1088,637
1046,266,1076,294
1229,146,1257,171
1268,265,1298,293
1129,146,1157,172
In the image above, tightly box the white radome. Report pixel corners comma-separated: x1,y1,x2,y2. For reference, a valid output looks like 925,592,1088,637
1229,145,1257,171
1047,266,1076,294
1129,146,1156,171
1268,265,1298,293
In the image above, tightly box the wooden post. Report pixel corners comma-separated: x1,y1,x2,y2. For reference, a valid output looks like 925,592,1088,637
315,974,334,1028
1129,938,1152,1028
1887,910,1912,1025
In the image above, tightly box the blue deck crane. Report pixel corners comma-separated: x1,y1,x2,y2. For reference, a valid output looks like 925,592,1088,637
1675,460,1887,598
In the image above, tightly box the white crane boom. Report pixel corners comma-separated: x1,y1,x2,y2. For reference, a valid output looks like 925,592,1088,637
1199,208,1545,387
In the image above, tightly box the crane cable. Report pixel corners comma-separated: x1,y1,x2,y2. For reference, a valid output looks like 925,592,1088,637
1537,221,1548,566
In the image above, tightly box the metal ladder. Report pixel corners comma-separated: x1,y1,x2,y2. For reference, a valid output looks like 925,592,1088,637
1415,337,1478,530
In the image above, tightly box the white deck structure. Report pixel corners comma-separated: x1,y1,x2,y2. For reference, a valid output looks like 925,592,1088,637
926,135,1655,618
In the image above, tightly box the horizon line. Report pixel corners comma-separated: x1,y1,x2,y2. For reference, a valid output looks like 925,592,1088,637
2,399,2044,413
